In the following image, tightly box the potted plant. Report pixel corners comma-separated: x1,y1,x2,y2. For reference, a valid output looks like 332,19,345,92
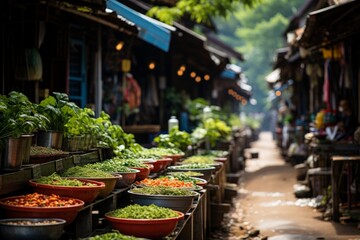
0,91,49,169
63,107,97,152
36,92,79,149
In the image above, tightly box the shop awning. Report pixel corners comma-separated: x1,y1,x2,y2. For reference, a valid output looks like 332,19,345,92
298,0,360,48
205,33,244,61
106,0,175,52
220,64,242,80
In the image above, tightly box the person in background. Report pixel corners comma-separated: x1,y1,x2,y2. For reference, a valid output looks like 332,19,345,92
335,99,358,141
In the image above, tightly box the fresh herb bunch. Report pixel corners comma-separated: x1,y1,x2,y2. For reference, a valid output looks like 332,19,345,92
62,166,113,178
0,91,49,139
36,92,79,132
35,173,96,186
130,186,197,196
107,204,178,219
153,127,191,152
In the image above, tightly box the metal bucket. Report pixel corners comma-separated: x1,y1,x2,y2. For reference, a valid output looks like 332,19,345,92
37,131,64,149
1,135,33,170
62,136,83,152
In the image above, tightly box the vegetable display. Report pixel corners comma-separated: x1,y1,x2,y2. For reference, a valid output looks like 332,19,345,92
130,186,197,196
136,177,194,188
173,163,214,169
89,230,142,240
34,173,97,187
62,166,113,178
1,193,80,207
107,204,178,219
182,155,215,165
168,171,203,177
84,161,138,173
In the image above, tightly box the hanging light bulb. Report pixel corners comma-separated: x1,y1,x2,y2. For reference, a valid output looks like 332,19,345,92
115,41,124,51
195,76,201,82
204,74,210,81
148,61,156,70
190,72,196,78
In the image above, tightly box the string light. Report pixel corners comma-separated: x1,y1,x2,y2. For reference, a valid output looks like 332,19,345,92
195,76,201,82
115,41,124,51
190,72,196,78
204,74,210,81
148,61,156,70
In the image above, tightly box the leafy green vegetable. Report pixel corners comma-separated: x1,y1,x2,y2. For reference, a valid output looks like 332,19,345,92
153,127,191,152
107,204,179,219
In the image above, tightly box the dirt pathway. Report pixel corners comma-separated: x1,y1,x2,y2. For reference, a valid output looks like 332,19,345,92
209,131,360,240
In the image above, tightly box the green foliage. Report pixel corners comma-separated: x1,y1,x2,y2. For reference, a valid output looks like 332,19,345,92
153,127,191,152
37,92,79,131
184,97,209,121
215,0,304,112
191,118,232,147
147,0,260,25
64,107,95,137
0,91,49,139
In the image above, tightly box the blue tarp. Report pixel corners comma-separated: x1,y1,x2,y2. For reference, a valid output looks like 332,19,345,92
106,0,174,52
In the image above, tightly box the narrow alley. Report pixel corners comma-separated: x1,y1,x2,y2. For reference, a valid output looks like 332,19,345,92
210,132,360,240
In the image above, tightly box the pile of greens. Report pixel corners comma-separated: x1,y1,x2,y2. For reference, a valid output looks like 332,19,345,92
62,166,113,178
35,173,95,186
84,161,138,173
182,155,215,165
174,163,214,169
107,204,178,219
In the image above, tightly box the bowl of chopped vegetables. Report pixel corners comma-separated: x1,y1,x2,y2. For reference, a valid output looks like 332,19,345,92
105,204,184,239
62,166,122,198
29,173,105,204
135,177,201,191
0,193,84,224
128,186,199,213
0,218,66,240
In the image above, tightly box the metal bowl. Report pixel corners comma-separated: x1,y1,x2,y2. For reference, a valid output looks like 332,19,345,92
128,190,199,213
167,165,216,182
0,218,66,240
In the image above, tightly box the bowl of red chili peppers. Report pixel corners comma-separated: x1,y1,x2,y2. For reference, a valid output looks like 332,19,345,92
0,193,84,224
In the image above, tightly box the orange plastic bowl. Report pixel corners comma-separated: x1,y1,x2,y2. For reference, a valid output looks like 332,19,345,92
162,154,184,165
156,158,173,169
105,211,184,239
150,158,172,173
29,179,105,204
131,166,152,181
66,174,121,198
0,196,84,224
